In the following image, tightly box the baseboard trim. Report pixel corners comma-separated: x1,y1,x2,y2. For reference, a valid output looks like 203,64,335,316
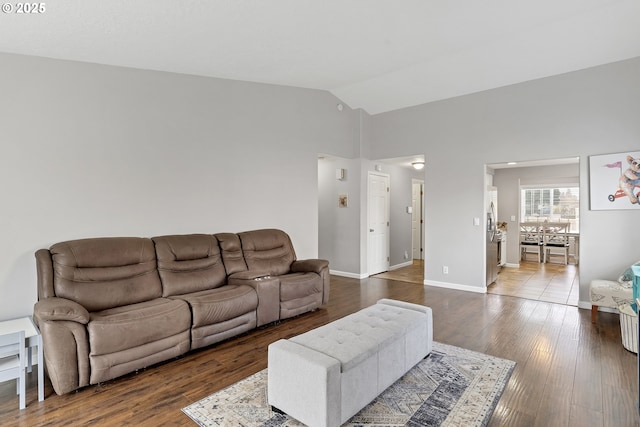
424,280,487,294
330,270,369,279
389,260,413,271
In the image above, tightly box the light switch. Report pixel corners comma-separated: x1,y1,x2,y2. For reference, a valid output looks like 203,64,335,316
510,215,516,222
473,217,480,226
407,206,413,214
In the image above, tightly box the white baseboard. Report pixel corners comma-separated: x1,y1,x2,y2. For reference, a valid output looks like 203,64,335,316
424,280,487,294
389,260,413,271
577,301,591,310
330,270,369,279
504,263,520,268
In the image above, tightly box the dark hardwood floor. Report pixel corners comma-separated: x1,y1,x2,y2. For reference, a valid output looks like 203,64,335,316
377,259,580,307
1,275,637,426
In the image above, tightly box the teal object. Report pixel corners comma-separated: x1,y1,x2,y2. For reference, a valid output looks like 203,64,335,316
632,265,640,314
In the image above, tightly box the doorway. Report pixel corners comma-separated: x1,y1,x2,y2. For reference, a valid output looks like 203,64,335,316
486,156,580,305
371,176,425,285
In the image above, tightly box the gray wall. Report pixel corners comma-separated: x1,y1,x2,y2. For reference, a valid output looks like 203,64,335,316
2,51,639,319
0,52,359,319
493,163,580,265
370,57,640,301
319,157,420,276
318,156,362,275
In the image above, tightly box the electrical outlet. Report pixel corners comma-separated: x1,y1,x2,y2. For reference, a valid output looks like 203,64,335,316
443,266,449,274
404,251,409,260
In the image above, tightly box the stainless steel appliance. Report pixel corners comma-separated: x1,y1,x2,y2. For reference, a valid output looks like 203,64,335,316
486,187,499,286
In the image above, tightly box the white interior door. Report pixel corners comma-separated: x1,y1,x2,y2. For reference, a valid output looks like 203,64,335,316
412,180,424,260
368,172,390,275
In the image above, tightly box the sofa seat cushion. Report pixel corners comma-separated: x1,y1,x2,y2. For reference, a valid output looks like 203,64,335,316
589,279,633,309
279,272,321,301
173,285,258,327
88,298,190,356
290,303,426,373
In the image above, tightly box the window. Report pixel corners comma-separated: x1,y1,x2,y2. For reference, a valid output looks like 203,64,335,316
521,186,579,232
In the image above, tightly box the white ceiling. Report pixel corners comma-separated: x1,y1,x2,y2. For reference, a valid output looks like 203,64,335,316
1,0,639,114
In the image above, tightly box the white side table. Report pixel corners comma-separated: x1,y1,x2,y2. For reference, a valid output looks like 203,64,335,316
0,316,44,402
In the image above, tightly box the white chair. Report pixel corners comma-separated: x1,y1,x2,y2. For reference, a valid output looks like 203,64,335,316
0,330,26,410
543,223,570,264
519,222,543,262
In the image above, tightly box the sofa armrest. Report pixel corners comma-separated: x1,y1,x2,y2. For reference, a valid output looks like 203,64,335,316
34,298,91,395
34,297,90,324
291,259,329,274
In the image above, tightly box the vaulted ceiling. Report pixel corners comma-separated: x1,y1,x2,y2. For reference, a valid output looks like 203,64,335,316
2,0,639,114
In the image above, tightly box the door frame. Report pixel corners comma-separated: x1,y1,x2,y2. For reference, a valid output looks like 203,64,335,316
411,179,425,260
367,171,390,276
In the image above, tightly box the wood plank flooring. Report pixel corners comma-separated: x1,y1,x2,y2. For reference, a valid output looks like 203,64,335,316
372,259,425,284
488,261,580,306
377,259,579,306
0,275,637,426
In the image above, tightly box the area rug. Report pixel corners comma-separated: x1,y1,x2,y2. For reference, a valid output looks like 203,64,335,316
182,342,515,427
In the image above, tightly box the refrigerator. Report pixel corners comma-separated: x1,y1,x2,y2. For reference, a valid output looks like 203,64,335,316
486,186,499,286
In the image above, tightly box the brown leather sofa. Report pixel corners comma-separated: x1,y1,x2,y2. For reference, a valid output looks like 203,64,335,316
33,229,329,395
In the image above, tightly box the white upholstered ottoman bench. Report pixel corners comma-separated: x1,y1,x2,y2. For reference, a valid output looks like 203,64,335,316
267,298,433,427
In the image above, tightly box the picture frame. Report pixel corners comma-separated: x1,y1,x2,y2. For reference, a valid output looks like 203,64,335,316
589,151,640,210
338,194,348,208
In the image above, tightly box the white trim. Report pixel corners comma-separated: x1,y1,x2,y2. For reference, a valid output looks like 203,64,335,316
330,270,369,279
424,280,487,294
505,262,520,268
389,260,413,271
367,171,391,276
411,178,425,261
519,179,579,188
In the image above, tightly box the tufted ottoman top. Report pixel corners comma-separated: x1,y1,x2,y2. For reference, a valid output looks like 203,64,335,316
290,303,426,372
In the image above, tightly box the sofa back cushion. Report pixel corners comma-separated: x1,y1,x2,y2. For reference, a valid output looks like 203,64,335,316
153,234,227,297
215,233,248,275
50,237,162,312
238,229,296,276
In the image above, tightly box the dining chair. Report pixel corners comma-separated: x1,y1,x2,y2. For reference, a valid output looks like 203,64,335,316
0,330,26,410
543,223,570,264
519,222,543,262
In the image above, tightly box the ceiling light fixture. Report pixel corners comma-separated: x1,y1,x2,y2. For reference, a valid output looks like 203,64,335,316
412,161,425,170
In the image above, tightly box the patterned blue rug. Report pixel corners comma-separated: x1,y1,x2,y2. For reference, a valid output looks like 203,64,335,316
182,341,515,426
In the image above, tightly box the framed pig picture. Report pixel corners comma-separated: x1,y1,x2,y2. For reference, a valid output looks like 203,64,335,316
589,151,640,210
